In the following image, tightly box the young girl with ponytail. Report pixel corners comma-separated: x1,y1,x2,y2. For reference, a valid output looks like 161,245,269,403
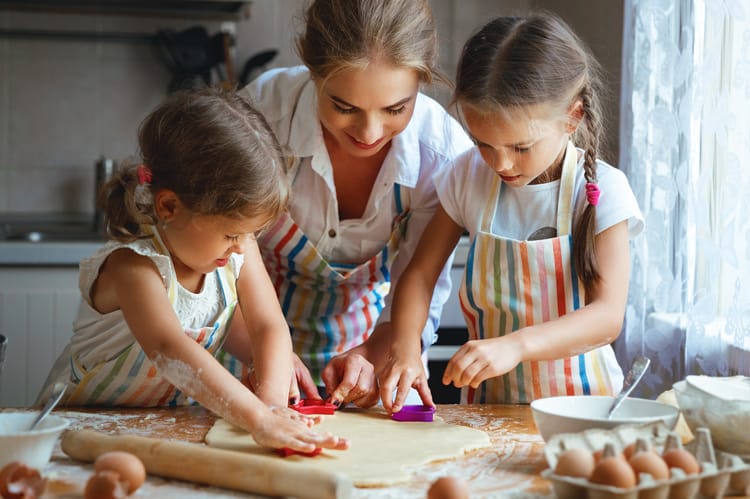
37,87,348,454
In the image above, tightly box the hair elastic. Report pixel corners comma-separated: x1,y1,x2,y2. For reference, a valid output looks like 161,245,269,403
137,164,153,185
585,182,600,206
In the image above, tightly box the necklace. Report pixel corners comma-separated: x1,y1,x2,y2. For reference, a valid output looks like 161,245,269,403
530,161,562,185
530,144,567,185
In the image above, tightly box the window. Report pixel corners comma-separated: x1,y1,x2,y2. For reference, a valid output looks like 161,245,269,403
618,0,750,397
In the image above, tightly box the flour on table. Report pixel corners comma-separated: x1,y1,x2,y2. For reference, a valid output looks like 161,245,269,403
204,408,491,487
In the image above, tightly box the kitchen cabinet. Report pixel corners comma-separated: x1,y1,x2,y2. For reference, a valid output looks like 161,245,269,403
0,267,80,407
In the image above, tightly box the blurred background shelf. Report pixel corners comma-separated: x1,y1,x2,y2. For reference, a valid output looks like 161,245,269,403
0,0,252,20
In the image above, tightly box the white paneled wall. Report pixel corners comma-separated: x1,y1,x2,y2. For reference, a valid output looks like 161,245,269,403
0,268,80,407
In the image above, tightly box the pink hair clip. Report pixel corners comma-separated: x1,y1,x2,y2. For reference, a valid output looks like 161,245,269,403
585,182,600,206
136,164,153,185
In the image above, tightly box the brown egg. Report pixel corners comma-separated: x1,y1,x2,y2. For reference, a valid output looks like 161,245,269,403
84,470,127,499
94,451,146,494
622,441,656,460
554,448,595,479
426,476,470,499
589,456,637,489
662,448,701,475
629,451,670,482
0,461,45,499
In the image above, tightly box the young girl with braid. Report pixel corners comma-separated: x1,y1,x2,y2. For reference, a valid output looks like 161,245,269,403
380,13,644,409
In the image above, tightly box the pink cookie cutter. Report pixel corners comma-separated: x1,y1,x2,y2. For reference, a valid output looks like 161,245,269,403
276,446,322,458
390,404,436,422
290,399,337,415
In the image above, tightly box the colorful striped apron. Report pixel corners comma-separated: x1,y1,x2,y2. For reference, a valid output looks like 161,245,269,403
459,141,622,404
256,186,410,385
64,233,238,407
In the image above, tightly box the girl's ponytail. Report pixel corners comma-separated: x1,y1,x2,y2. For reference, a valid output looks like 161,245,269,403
98,161,157,242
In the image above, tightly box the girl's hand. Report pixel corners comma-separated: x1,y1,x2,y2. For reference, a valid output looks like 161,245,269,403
378,350,434,414
269,405,319,427
443,336,523,388
290,353,321,405
251,410,350,453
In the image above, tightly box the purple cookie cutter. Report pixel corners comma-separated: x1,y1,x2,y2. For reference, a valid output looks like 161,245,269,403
390,404,436,422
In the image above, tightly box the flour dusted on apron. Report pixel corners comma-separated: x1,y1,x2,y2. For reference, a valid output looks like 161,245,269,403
37,229,240,407
459,141,623,404
255,186,410,385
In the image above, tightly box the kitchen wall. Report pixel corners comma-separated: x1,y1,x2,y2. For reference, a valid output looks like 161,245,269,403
0,0,622,214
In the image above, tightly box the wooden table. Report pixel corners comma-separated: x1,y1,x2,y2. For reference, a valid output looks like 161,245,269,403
39,404,552,498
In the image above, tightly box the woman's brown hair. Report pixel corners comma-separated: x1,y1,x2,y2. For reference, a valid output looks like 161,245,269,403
296,0,444,85
454,13,606,286
100,86,289,242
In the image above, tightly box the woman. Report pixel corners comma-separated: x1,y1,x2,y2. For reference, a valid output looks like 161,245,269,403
233,0,472,408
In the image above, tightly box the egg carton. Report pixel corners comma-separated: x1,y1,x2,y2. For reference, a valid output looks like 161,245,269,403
542,421,750,499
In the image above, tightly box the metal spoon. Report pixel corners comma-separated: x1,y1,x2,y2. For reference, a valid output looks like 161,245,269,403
607,356,650,419
29,382,66,431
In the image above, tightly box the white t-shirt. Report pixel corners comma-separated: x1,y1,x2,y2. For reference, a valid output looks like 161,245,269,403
239,66,473,346
436,147,644,241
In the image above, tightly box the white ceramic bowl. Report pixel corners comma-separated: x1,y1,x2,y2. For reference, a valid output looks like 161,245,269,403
0,412,70,469
673,376,750,456
530,395,680,441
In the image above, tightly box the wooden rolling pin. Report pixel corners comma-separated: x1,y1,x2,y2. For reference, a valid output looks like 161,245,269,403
61,429,352,499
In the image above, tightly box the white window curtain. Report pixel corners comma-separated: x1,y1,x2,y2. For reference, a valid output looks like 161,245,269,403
618,0,750,398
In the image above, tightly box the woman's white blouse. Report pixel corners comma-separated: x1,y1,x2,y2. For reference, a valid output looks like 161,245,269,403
239,66,473,346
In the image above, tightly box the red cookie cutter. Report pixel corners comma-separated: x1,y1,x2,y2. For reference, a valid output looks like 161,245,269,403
390,404,436,422
276,447,323,458
290,399,337,415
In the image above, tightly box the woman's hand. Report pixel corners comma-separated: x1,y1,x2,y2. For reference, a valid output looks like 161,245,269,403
442,336,523,388
321,352,379,408
378,349,433,414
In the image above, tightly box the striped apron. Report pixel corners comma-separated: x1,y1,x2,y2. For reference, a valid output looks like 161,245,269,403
459,141,623,404
256,186,410,385
65,234,239,407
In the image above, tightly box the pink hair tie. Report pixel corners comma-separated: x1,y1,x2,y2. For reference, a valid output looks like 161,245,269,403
136,164,153,185
585,182,600,206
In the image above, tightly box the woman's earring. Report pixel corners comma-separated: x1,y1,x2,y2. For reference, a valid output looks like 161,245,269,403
160,218,168,230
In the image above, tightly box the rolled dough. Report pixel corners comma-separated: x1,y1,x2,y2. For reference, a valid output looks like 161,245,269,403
205,408,491,487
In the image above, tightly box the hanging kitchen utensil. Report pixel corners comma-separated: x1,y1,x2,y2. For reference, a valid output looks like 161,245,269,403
154,26,225,92
203,30,238,88
0,334,6,378
238,48,278,86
